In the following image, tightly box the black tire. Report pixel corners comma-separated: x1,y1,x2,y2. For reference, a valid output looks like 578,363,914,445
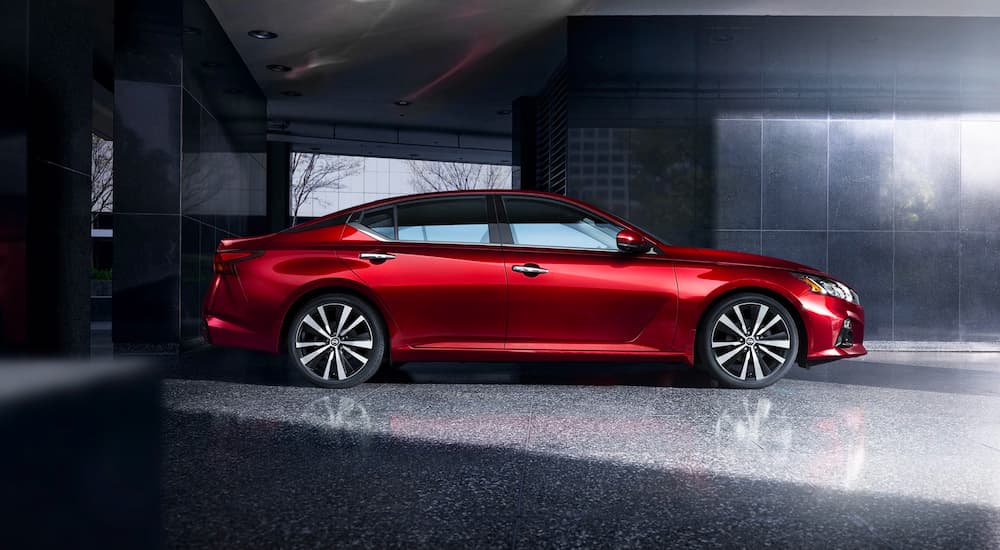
285,293,387,388
698,293,799,389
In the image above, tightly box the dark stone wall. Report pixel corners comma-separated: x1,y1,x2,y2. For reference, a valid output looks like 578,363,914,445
563,16,1000,343
114,0,266,352
0,0,93,354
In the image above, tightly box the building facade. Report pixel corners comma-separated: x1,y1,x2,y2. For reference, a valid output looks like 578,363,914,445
519,16,1000,344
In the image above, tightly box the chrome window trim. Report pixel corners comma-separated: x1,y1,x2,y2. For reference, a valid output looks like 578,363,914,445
348,222,391,242
500,242,660,256
343,229,646,254
348,221,503,247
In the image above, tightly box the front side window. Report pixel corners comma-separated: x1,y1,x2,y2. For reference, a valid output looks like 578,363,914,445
504,198,622,250
357,197,491,244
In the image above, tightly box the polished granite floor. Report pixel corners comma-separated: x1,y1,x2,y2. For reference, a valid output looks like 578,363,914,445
160,350,1000,549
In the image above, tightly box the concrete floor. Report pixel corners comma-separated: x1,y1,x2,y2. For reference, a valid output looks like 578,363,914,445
160,350,1000,549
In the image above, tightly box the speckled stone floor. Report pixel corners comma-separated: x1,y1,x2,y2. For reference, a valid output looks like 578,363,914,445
162,353,1000,549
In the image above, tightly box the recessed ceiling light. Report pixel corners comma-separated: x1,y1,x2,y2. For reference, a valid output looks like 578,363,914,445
267,64,292,72
281,90,302,97
496,109,512,115
201,61,224,68
248,30,278,40
394,100,412,106
183,26,202,36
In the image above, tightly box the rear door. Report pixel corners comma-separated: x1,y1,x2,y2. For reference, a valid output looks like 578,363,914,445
499,196,677,351
337,195,508,349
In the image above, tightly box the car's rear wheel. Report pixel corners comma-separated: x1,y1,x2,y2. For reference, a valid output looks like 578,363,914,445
698,293,799,389
286,294,387,388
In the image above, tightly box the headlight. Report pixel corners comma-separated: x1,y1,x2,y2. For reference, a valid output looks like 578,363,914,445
795,273,860,304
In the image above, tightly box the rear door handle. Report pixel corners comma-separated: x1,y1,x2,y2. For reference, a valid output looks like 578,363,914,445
360,252,395,262
512,263,548,276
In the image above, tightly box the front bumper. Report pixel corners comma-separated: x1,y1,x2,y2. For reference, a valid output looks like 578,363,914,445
800,295,867,363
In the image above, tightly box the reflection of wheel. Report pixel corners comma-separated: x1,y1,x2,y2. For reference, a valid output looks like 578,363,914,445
699,293,799,389
304,395,372,432
286,294,386,388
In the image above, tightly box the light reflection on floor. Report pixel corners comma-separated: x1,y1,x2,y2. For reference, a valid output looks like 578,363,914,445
162,355,1000,548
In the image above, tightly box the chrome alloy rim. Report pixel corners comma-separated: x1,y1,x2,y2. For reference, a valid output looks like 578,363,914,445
711,302,791,381
294,302,374,381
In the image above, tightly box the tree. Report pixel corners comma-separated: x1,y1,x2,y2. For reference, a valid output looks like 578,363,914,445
290,153,363,225
91,134,113,224
406,160,509,193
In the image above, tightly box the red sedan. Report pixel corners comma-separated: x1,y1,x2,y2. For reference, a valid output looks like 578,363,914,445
203,190,865,389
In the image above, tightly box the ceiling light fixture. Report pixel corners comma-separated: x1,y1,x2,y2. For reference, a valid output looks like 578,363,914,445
267,64,292,72
268,120,290,131
394,100,412,106
248,30,278,40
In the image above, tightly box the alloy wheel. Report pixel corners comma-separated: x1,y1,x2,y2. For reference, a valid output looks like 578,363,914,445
293,302,374,381
710,302,792,382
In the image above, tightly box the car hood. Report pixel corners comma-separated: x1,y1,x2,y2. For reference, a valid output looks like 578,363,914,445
663,245,824,275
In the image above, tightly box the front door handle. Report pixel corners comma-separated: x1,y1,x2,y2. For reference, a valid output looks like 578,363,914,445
360,252,395,262
512,263,548,276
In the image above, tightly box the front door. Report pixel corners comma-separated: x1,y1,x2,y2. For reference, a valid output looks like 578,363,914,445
500,196,677,351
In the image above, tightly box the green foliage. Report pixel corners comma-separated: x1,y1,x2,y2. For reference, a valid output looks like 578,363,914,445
91,268,113,280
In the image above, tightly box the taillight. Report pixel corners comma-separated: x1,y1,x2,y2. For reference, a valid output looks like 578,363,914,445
213,250,260,275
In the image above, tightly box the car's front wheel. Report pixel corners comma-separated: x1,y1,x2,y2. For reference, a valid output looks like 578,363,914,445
286,293,387,388
698,293,799,389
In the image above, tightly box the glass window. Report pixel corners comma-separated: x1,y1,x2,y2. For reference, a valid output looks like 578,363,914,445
504,198,622,250
360,207,395,239
396,197,491,244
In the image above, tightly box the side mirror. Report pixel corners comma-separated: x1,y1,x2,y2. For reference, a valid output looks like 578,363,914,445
616,229,651,254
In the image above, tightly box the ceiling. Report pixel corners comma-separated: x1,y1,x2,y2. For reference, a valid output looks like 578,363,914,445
201,0,1000,160
206,0,583,138
575,0,1000,17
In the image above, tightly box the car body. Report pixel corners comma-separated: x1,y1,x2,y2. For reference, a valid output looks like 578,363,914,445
203,190,865,388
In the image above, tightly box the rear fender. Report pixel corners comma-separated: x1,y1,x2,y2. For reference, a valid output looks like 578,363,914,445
276,275,399,352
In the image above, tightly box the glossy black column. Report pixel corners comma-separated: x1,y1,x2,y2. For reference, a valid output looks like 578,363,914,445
113,0,265,353
113,0,183,353
266,141,291,233
0,0,93,354
512,97,538,190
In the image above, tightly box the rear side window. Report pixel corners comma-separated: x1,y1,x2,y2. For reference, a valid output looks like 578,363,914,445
398,197,490,244
503,197,622,250
357,197,492,244
359,207,395,239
